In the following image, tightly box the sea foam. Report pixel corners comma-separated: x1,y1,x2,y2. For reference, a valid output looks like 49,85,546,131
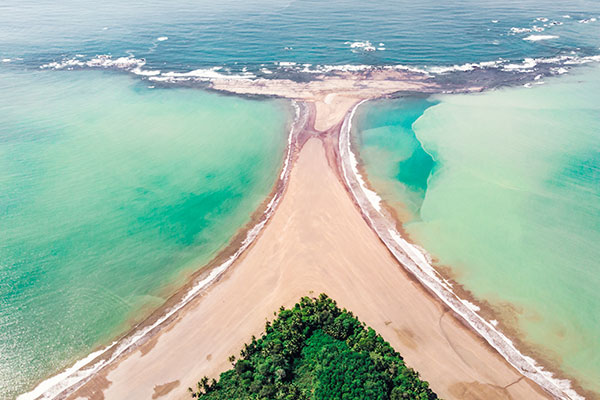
523,34,559,42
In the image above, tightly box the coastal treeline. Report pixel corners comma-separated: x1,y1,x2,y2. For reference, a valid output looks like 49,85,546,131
190,294,438,399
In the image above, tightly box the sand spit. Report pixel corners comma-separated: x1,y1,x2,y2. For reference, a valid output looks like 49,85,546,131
207,69,439,131
25,72,576,400
67,133,550,400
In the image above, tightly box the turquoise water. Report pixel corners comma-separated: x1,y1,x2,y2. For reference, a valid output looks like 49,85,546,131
0,69,289,398
354,66,600,394
353,98,438,219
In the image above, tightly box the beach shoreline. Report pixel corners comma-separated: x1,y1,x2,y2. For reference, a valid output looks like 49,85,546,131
20,72,587,400
17,98,307,400
338,100,592,400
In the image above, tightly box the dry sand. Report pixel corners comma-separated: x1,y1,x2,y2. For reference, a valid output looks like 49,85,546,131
68,92,551,400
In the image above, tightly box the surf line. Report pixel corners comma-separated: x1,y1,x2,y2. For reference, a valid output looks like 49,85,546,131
338,100,583,400
18,100,308,400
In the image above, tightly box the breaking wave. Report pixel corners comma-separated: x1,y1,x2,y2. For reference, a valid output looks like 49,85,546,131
37,52,600,91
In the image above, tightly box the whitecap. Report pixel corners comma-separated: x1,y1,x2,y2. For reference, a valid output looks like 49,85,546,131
523,34,559,42
510,27,532,34
41,55,149,74
427,60,501,74
347,41,377,52
151,67,255,82
502,57,539,71
156,36,168,42
131,67,161,76
2,58,11,62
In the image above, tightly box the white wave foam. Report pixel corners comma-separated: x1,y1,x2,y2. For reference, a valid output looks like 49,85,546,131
2,58,11,62
346,41,377,52
510,25,545,34
427,60,501,74
17,345,116,400
17,101,306,400
156,36,168,41
131,68,161,76
462,300,481,312
149,67,256,83
37,52,600,88
41,55,165,78
553,67,569,74
523,34,559,42
510,27,532,33
41,55,145,70
281,54,599,78
339,102,584,400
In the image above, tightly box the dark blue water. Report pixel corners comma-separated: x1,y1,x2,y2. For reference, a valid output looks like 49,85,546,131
1,0,600,80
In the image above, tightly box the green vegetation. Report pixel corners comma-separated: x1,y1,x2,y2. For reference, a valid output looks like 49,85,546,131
190,294,439,399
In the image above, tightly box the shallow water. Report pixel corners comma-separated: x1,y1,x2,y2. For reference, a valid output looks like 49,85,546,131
0,69,289,398
354,65,600,394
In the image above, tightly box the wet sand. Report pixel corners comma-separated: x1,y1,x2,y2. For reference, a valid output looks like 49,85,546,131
67,91,551,400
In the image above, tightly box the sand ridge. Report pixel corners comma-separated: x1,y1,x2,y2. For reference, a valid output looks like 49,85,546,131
65,94,552,400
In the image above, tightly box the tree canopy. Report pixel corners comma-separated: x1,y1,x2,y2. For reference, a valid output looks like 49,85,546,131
190,294,439,400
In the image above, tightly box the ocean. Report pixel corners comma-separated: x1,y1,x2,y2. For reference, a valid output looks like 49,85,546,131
1,0,599,398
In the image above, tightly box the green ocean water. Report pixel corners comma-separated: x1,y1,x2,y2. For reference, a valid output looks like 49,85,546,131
354,66,600,394
0,69,289,398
